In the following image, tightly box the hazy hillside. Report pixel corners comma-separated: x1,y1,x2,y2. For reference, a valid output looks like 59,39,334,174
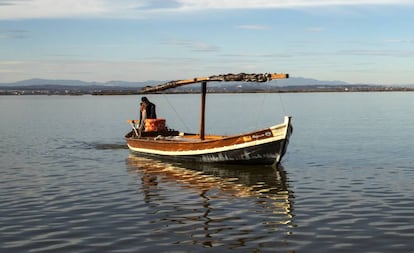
0,78,159,88
2,77,412,95
0,77,350,87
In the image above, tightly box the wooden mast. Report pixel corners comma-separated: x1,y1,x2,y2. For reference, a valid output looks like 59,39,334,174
200,81,207,140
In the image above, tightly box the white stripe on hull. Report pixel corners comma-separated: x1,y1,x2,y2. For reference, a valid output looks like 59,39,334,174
127,135,285,157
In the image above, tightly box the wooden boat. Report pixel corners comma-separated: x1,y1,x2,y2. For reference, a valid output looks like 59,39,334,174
125,73,292,165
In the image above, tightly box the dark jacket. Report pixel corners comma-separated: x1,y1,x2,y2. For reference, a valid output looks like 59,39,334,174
145,102,157,119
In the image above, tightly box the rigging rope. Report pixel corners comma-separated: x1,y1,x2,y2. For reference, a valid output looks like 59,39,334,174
278,90,287,116
274,78,288,116
255,91,267,130
254,80,288,129
162,94,191,132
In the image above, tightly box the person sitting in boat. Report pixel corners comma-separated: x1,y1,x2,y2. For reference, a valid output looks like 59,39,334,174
141,97,156,119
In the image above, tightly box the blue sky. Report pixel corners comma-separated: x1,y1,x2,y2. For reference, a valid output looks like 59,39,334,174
0,0,414,85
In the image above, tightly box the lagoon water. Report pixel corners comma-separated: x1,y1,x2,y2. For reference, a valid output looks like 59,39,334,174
1,92,414,252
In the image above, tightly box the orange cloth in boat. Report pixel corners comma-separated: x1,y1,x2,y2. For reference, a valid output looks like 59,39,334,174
144,119,166,132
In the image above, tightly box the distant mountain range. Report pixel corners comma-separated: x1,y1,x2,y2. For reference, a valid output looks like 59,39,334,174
1,77,413,95
3,76,414,87
0,78,158,87
0,77,363,87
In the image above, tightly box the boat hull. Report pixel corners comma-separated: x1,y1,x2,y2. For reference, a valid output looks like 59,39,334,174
125,116,292,165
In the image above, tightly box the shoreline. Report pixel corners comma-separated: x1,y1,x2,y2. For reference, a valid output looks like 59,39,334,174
2,86,414,95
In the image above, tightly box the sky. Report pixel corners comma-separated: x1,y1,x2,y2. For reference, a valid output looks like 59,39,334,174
1,0,414,85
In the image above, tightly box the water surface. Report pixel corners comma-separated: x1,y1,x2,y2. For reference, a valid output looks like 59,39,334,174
1,93,414,252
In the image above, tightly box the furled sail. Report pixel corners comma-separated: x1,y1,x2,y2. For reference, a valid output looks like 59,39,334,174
140,73,289,93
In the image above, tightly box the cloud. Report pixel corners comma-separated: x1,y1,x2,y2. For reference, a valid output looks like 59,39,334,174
135,0,182,10
0,58,210,82
385,39,414,44
306,27,324,32
179,0,413,9
0,0,28,6
143,0,414,11
162,39,220,52
0,0,413,20
237,25,268,30
340,49,414,57
0,30,29,39
0,0,108,19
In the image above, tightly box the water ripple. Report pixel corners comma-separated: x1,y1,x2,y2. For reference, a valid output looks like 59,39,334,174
125,156,295,252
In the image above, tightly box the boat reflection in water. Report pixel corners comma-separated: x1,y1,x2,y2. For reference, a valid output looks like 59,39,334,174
126,155,295,250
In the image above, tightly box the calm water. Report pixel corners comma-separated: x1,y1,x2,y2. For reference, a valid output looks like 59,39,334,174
1,93,414,252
